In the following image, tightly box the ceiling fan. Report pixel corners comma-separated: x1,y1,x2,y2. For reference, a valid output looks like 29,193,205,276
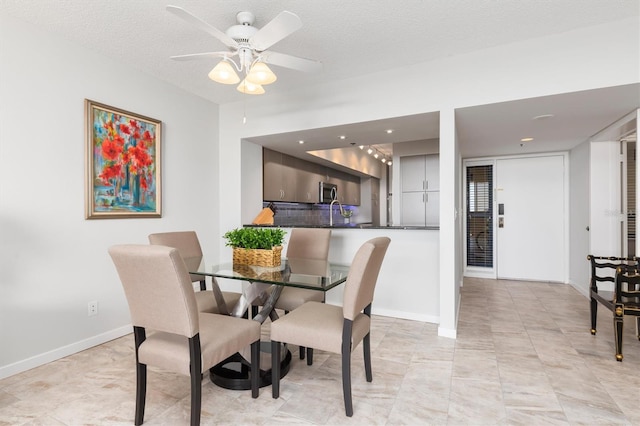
166,5,322,94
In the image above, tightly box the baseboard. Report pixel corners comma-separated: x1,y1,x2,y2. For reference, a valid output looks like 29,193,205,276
373,307,439,324
438,326,457,339
0,325,132,380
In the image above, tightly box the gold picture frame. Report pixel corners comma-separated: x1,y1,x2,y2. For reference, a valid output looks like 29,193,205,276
85,99,162,219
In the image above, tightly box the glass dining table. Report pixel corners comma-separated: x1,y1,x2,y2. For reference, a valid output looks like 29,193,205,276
187,257,350,389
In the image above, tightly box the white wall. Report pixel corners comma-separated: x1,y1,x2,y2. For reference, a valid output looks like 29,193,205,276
569,141,591,297
0,15,220,377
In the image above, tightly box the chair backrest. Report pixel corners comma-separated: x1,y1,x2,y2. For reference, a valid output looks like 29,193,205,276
286,228,332,260
149,231,204,283
342,237,391,321
109,244,199,338
148,231,203,259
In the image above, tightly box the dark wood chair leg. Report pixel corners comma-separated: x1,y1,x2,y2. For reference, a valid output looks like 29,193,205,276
306,348,313,366
363,332,372,382
300,345,306,360
251,340,260,398
272,340,281,398
590,295,598,334
614,303,624,361
199,279,206,291
189,335,202,426
342,320,353,417
133,327,147,426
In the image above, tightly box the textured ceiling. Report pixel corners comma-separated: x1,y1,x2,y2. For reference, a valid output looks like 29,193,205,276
0,0,635,104
1,0,638,158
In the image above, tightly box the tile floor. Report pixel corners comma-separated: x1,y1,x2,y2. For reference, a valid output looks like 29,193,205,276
2,277,640,425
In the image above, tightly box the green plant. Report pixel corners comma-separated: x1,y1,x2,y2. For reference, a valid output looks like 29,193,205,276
341,209,353,218
223,227,286,250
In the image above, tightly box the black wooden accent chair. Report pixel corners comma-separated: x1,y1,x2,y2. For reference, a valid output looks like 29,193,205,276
588,254,638,361
270,237,390,417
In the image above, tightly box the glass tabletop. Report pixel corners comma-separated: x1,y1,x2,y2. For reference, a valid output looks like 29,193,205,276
188,258,350,292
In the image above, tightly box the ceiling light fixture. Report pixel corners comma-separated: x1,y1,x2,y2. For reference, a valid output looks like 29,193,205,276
367,147,373,154
210,57,274,95
298,140,304,144
386,129,393,134
520,137,534,142
339,135,347,140
358,145,364,150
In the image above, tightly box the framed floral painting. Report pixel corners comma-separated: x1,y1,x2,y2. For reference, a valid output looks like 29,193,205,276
85,100,162,219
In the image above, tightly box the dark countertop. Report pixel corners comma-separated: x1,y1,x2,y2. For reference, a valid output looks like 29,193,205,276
245,223,439,230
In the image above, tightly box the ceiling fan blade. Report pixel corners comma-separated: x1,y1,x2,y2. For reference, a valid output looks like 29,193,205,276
166,5,238,49
249,11,302,51
260,51,322,73
170,52,234,61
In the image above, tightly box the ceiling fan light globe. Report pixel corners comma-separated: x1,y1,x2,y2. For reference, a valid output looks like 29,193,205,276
246,62,277,85
237,79,265,95
208,61,240,84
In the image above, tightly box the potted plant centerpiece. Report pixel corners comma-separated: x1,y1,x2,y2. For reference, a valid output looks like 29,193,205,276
223,227,286,267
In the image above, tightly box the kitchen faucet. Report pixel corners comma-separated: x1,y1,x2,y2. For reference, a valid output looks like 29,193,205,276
329,199,344,227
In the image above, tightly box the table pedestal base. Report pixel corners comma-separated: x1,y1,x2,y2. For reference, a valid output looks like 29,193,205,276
210,342,291,390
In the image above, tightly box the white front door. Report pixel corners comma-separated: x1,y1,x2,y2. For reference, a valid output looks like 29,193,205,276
496,155,566,282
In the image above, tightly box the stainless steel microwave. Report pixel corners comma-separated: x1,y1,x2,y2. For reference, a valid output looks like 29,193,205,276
319,182,338,204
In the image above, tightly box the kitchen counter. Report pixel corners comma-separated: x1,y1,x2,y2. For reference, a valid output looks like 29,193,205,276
245,224,439,230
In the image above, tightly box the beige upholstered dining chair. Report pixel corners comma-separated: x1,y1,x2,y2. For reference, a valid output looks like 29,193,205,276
109,244,261,426
270,237,391,417
255,228,331,360
148,231,241,314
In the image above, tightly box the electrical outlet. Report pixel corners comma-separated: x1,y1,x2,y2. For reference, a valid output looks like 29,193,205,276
88,301,98,317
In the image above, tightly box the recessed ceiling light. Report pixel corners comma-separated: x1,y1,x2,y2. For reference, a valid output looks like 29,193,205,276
358,145,364,150
533,114,554,120
520,137,534,142
386,129,393,134
339,135,346,140
298,140,304,144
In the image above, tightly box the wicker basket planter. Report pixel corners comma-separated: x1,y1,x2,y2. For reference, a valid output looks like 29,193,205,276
232,245,283,267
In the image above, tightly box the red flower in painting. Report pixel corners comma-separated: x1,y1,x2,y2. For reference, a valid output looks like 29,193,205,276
119,123,131,135
99,163,122,185
101,138,123,161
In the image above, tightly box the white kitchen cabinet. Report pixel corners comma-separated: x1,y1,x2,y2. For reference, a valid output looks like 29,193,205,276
401,154,439,192
400,154,439,226
401,191,439,226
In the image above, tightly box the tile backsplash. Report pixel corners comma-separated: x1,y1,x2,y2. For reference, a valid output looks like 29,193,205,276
264,202,358,226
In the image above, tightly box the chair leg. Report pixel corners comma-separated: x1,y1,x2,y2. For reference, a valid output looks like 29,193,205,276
272,340,281,398
189,335,202,426
342,320,354,417
363,332,372,382
614,303,624,361
300,345,306,360
306,348,313,366
133,327,147,426
199,279,206,291
251,340,260,398
590,295,598,334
